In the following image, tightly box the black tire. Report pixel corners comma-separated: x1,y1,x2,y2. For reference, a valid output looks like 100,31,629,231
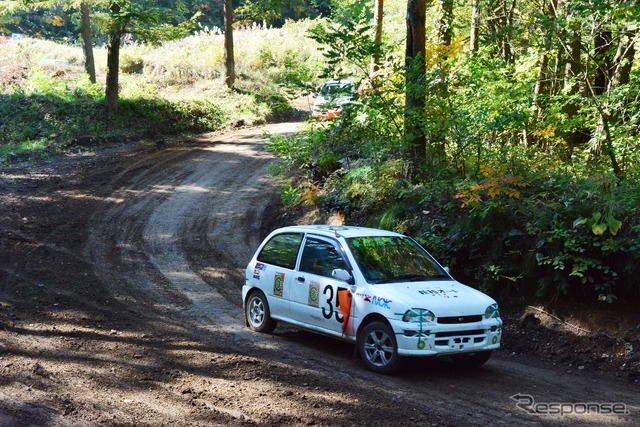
450,350,493,367
245,290,277,333
358,321,402,374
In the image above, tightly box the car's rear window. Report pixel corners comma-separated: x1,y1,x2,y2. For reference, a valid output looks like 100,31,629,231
257,233,303,270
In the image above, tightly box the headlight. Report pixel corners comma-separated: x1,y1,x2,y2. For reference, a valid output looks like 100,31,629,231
403,308,435,323
485,303,500,319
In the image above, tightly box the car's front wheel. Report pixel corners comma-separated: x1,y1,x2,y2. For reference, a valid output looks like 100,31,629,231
358,321,402,374
450,350,492,367
245,290,277,333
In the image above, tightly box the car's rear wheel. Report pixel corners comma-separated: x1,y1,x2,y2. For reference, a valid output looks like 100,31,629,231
358,321,402,374
246,290,277,333
450,350,492,367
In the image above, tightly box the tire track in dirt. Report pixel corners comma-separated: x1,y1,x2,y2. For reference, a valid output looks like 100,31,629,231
85,123,299,328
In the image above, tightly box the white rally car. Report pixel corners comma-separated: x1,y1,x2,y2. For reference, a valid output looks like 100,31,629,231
311,79,355,120
242,225,502,374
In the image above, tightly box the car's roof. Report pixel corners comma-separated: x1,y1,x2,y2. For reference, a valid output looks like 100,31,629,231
271,225,404,239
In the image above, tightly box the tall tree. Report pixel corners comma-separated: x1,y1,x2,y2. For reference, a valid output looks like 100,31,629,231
370,0,383,77
595,26,637,180
438,0,453,46
609,27,636,90
223,0,235,89
80,1,96,83
101,0,198,113
593,23,612,95
104,0,124,113
560,18,587,149
486,0,517,63
404,0,426,179
527,0,556,146
469,0,480,52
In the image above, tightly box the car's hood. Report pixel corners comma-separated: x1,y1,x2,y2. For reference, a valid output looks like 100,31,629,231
313,94,352,109
369,280,496,317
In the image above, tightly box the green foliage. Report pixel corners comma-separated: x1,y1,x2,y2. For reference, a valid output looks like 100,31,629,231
306,0,375,80
279,181,301,206
116,97,225,133
90,0,200,44
266,5,640,306
236,0,329,27
120,51,144,74
0,69,105,151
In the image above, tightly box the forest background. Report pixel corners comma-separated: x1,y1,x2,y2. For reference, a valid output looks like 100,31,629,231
1,0,640,315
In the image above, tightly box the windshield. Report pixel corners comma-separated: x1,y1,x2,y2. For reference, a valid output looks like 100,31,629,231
320,82,353,97
346,236,450,284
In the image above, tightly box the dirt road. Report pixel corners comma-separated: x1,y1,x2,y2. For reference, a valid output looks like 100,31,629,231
1,123,638,426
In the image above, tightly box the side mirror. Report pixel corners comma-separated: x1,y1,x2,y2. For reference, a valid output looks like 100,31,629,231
444,266,450,274
332,268,354,284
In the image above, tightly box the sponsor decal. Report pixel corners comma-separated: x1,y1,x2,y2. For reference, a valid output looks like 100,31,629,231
356,293,391,309
273,272,285,297
371,296,392,309
253,262,266,279
418,288,459,298
308,281,320,307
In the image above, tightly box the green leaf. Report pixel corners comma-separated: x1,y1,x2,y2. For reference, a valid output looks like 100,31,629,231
573,217,588,227
592,222,607,236
606,215,622,235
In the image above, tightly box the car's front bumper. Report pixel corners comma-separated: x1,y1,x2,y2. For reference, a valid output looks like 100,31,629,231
391,317,502,357
311,107,342,120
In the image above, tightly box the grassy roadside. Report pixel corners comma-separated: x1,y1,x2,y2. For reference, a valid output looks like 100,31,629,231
0,20,325,167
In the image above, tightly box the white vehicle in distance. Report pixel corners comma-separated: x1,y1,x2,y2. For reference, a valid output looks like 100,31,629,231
311,79,355,120
242,225,502,374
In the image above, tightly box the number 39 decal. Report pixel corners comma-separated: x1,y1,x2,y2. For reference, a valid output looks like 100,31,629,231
322,286,346,323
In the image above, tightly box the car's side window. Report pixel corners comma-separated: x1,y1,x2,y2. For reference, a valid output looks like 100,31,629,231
257,233,303,270
299,237,349,278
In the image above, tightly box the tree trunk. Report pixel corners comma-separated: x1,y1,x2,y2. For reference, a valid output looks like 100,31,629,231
223,0,235,89
609,27,636,90
529,52,549,143
105,32,121,113
486,0,516,63
561,29,588,149
563,30,582,93
470,0,480,52
593,26,612,95
404,0,427,179
595,27,637,181
527,0,554,147
502,0,517,64
439,0,454,46
80,2,96,84
370,0,384,77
